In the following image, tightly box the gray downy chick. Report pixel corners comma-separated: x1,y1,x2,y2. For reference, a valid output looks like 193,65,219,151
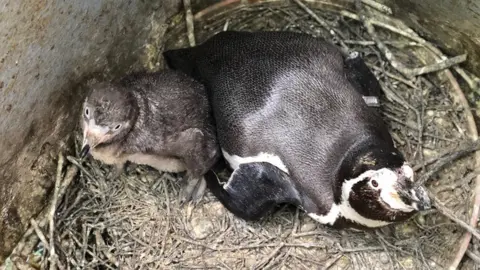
79,70,220,203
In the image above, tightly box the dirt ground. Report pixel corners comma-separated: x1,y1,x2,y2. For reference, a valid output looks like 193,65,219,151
5,1,480,270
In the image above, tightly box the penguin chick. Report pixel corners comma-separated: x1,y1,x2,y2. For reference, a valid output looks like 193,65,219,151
164,30,431,229
79,70,219,203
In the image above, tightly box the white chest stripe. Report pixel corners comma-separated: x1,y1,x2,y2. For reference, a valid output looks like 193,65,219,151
308,170,395,228
307,203,391,228
308,205,340,225
222,149,290,174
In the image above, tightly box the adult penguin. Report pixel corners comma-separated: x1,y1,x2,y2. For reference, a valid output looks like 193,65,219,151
163,31,431,229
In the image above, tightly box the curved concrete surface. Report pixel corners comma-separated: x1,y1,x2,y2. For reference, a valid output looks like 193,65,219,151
0,0,180,262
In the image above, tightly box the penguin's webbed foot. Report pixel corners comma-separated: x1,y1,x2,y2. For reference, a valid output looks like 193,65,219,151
107,164,124,180
179,176,207,205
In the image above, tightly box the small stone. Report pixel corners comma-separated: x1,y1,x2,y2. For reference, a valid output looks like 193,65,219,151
245,258,257,268
434,117,445,125
401,257,415,269
379,252,389,264
145,173,157,183
396,223,416,238
336,256,350,268
207,202,226,217
300,222,316,232
415,214,426,225
422,149,437,158
190,216,214,240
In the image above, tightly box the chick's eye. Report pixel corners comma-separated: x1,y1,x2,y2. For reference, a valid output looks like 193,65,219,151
85,108,90,117
113,124,121,131
371,180,379,188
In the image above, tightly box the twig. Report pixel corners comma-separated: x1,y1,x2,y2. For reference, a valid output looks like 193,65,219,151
273,248,292,270
254,243,285,269
58,165,80,202
417,141,480,186
321,253,343,270
361,0,392,14
466,249,480,265
354,1,413,79
430,195,480,240
183,0,196,47
66,156,94,180
342,6,478,139
336,246,383,253
408,54,467,77
160,177,171,256
30,219,49,252
48,154,64,270
435,171,479,193
345,8,478,116
292,0,348,51
94,230,119,267
343,39,420,48
9,224,43,260
348,5,467,78
375,231,396,268
289,253,324,266
453,68,480,94
8,163,78,268
418,78,426,171
382,112,455,142
413,152,451,171
172,235,331,251
444,71,477,140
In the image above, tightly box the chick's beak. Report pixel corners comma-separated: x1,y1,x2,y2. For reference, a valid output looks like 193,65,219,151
80,143,90,159
80,129,93,159
80,124,108,159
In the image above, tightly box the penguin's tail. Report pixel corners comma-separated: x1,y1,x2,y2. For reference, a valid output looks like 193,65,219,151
162,48,197,77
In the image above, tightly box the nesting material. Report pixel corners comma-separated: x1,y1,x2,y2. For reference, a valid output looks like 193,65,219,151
6,1,480,270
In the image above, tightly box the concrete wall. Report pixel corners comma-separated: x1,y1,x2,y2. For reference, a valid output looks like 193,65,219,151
0,0,180,263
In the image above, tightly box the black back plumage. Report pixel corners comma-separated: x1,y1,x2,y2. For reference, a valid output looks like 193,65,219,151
164,31,397,214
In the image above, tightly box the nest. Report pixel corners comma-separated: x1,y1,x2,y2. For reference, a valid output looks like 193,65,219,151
6,1,480,269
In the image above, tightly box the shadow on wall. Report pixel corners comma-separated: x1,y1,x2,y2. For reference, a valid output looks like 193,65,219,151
0,0,181,263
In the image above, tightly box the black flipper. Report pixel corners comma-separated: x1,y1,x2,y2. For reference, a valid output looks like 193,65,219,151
205,162,301,221
344,51,383,106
